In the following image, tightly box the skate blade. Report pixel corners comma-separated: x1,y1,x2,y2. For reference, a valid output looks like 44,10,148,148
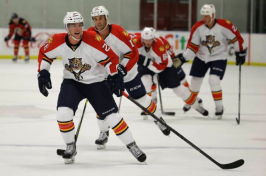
143,116,148,120
64,156,75,164
97,144,106,150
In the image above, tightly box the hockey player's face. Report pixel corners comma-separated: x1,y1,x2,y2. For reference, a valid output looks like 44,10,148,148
92,16,107,30
202,15,211,25
142,39,154,48
12,18,19,24
68,23,83,39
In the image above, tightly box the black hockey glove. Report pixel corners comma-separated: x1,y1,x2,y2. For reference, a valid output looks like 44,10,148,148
38,70,52,97
235,48,247,66
117,64,127,77
4,36,10,42
172,53,188,68
30,37,36,42
138,54,151,67
109,74,124,97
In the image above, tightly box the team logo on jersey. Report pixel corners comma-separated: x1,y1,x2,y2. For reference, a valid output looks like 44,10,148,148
123,30,129,37
95,34,102,42
159,46,165,52
165,44,170,50
201,35,220,54
65,58,91,80
133,38,138,44
226,20,231,24
48,37,53,44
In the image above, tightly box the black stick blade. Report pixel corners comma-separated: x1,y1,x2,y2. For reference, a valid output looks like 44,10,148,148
57,149,65,156
220,159,244,169
236,117,240,124
162,111,175,116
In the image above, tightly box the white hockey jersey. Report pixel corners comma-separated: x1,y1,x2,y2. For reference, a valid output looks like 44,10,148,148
38,31,119,84
87,24,139,82
183,19,244,63
133,35,169,73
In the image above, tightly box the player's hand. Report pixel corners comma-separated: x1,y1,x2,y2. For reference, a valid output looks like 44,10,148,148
38,70,52,97
30,37,36,42
109,74,124,97
117,64,127,77
4,36,10,42
172,53,188,68
138,54,151,67
235,48,247,65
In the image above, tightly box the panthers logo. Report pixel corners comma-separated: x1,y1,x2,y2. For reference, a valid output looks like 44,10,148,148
202,35,220,54
65,58,91,80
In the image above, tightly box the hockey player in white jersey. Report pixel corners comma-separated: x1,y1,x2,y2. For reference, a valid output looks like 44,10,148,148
37,11,146,164
173,4,246,119
88,6,171,150
135,27,209,118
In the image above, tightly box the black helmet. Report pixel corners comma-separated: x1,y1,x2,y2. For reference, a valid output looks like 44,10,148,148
11,13,18,20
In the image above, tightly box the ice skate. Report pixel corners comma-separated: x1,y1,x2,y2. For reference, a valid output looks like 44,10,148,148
25,56,30,62
215,106,224,120
12,56,18,62
62,142,77,164
95,131,109,150
183,98,203,113
127,141,146,162
154,117,170,136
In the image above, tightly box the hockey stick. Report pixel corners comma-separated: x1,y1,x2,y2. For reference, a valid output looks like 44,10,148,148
236,64,241,124
57,99,88,155
118,97,122,113
122,91,244,169
157,77,175,116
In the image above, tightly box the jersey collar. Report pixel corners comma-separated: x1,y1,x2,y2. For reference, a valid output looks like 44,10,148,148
65,34,82,51
205,19,217,29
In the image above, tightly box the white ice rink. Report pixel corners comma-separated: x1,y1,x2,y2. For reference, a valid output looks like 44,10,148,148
0,59,265,176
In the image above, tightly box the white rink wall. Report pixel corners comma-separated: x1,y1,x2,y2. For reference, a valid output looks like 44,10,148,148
0,28,265,66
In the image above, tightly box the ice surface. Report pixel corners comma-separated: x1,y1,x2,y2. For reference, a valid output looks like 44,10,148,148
0,59,265,176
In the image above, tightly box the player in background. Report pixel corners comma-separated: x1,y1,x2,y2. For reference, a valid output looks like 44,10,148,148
4,13,35,62
173,4,246,119
135,27,209,119
88,6,171,150
134,32,191,115
37,11,146,164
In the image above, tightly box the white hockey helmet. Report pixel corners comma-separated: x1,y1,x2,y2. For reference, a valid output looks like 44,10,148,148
91,6,109,19
141,27,156,40
63,11,84,29
200,4,216,19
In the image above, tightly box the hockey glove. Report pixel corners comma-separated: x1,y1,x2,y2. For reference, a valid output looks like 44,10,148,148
235,48,247,65
4,36,10,42
117,64,127,77
172,53,188,68
38,70,52,97
110,74,124,97
138,54,151,67
30,37,36,42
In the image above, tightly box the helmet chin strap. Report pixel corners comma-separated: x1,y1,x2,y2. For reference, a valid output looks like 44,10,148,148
208,14,215,25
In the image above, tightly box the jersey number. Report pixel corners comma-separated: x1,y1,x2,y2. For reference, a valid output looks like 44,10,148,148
232,25,237,32
102,43,111,52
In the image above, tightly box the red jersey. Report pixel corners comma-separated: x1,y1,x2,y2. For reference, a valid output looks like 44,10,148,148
88,24,139,82
133,35,168,73
8,18,32,39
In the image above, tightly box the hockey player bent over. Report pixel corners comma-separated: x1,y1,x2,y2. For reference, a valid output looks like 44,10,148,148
37,11,146,164
4,13,35,62
173,4,246,119
88,6,171,150
135,27,209,117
